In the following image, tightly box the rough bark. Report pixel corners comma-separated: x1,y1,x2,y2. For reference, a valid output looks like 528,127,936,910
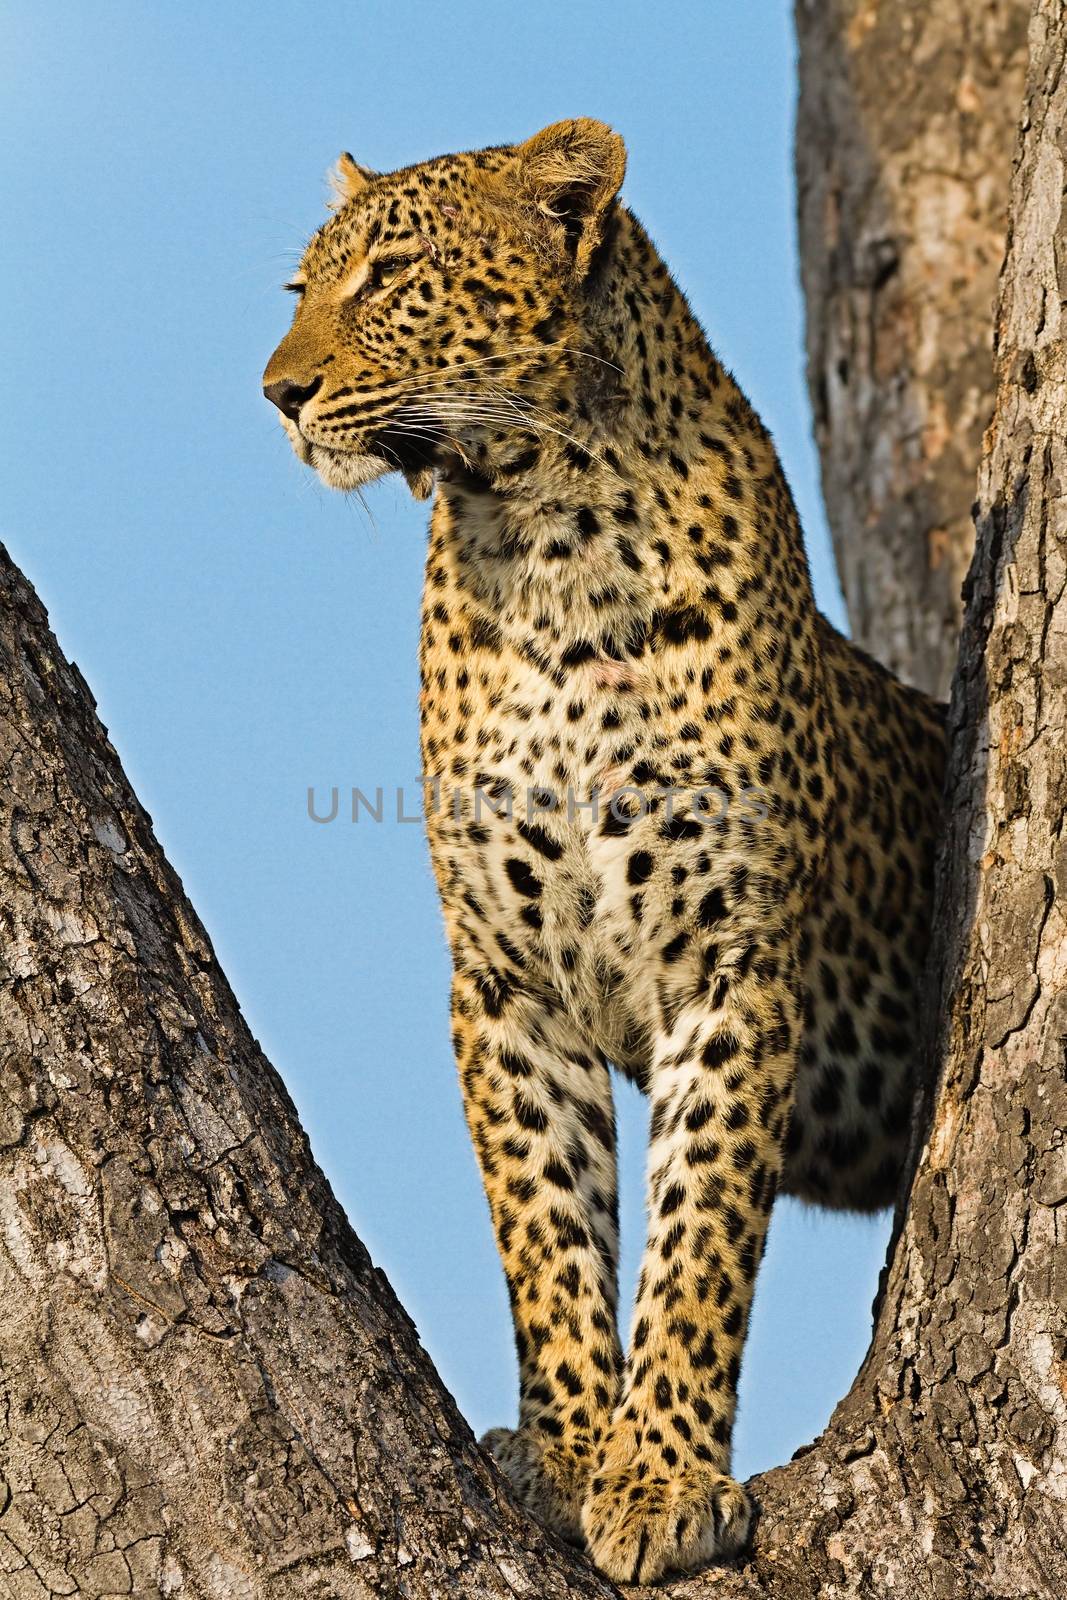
2,6,1065,1598
795,0,1031,696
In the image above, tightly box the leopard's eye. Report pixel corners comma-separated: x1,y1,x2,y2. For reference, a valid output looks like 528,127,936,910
369,256,411,291
283,281,306,298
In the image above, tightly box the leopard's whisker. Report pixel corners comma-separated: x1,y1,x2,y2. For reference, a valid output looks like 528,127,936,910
396,391,609,467
321,339,623,408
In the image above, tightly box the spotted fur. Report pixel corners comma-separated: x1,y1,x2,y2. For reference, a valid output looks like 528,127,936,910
264,120,945,1585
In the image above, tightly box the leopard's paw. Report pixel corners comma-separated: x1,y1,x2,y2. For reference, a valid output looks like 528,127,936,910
581,1460,751,1585
481,1425,590,1545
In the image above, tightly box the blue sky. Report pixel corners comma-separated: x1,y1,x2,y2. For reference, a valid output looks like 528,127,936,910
1,0,892,1480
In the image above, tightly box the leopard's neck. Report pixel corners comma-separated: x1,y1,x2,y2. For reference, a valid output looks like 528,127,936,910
428,207,816,663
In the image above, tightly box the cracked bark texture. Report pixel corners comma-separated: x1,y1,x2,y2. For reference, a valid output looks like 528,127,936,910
795,0,1031,696
1,6,1065,1598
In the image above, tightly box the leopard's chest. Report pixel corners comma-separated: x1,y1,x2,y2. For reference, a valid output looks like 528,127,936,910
417,483,740,1063
420,643,665,1062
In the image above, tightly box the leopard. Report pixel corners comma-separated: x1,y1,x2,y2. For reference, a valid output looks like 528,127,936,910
263,119,946,1585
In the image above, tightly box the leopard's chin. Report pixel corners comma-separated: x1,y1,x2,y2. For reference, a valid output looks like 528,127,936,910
310,443,434,499
282,415,435,499
307,443,392,493
275,412,389,492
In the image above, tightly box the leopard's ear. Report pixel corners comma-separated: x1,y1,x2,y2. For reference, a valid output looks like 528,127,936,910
327,152,377,209
515,118,626,272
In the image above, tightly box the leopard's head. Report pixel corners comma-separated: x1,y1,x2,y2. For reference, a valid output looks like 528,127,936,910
262,119,626,498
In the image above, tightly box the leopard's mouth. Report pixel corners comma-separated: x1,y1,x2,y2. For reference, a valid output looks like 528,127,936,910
357,426,436,499
279,410,438,499
367,426,438,478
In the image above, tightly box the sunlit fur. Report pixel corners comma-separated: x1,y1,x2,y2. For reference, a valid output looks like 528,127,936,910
264,120,946,1585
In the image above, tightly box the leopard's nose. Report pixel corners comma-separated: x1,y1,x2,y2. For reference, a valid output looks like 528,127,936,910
263,374,323,422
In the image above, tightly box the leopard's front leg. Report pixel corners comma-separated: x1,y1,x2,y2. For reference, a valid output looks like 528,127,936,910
451,964,623,1543
582,966,799,1584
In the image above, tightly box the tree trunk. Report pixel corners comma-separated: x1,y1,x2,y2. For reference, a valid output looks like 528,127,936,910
1,6,1064,1597
795,0,1031,696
